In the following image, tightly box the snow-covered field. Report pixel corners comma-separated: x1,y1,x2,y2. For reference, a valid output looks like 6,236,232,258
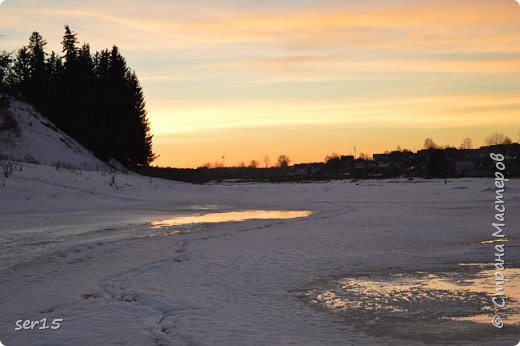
1,101,520,345
1,164,519,345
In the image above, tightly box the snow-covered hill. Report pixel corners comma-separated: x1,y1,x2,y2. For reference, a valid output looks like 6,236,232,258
0,97,206,270
0,97,203,246
0,98,107,170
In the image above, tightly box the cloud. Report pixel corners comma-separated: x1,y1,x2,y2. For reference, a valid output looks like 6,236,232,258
3,0,520,51
1,0,520,167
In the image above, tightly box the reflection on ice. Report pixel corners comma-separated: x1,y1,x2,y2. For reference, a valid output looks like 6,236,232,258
306,266,520,330
149,210,311,227
480,238,509,244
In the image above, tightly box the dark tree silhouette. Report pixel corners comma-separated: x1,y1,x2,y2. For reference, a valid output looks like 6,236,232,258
0,51,11,93
324,153,341,168
26,32,50,115
3,26,156,167
277,155,291,167
10,47,32,97
423,138,438,150
62,25,78,66
460,138,473,149
485,133,512,146
125,70,155,165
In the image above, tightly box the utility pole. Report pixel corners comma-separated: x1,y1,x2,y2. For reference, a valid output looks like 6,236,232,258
221,155,225,167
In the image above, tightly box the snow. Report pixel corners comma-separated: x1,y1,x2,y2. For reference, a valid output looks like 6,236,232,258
1,102,520,345
0,99,106,170
2,167,520,345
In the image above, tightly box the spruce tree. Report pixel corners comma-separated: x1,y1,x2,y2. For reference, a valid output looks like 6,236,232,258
44,51,63,125
28,32,47,74
46,51,63,78
0,51,11,93
126,70,155,165
92,49,111,157
27,32,48,112
61,25,78,67
10,46,32,97
1,26,156,168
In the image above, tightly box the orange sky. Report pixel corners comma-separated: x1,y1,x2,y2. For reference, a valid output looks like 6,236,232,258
1,0,520,167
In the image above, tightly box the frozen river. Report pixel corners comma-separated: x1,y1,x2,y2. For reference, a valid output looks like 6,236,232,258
1,167,519,345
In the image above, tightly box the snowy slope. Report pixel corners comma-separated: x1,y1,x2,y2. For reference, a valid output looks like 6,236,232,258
0,98,107,170
1,99,520,345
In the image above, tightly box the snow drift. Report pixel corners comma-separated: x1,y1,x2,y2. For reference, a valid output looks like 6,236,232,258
0,98,107,170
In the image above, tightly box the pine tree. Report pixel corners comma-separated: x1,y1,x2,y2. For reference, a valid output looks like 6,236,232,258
74,43,98,148
9,47,32,97
126,70,155,165
61,25,78,67
0,51,11,93
1,27,156,168
26,32,48,111
98,46,155,166
44,51,64,125
28,32,47,74
58,26,83,138
46,51,63,77
105,46,129,163
92,49,115,158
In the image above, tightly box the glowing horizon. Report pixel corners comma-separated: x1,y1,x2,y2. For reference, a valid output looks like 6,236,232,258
1,0,520,168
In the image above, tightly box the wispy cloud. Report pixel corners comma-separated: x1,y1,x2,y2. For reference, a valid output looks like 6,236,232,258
1,0,519,166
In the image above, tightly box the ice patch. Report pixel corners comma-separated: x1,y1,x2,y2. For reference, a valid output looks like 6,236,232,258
302,266,520,343
149,210,311,227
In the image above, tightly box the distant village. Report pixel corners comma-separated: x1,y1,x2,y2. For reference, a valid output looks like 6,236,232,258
140,140,520,184
296,143,520,181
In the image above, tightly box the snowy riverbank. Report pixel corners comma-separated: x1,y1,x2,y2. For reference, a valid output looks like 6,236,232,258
1,165,519,345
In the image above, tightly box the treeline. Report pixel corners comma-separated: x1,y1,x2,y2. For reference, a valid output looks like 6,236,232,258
0,26,155,167
137,166,292,184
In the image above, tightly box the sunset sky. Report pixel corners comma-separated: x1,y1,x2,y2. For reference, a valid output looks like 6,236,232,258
1,0,520,167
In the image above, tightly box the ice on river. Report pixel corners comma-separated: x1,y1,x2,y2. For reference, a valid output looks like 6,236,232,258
1,164,519,345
